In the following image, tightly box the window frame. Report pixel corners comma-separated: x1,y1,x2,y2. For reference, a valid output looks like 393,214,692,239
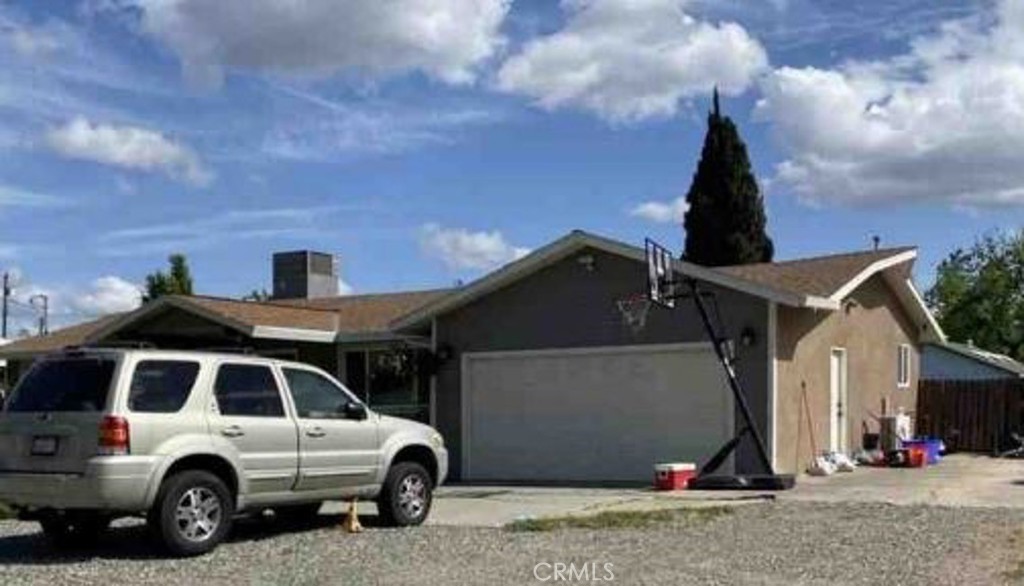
126,359,202,414
281,366,363,420
212,362,288,418
897,344,912,389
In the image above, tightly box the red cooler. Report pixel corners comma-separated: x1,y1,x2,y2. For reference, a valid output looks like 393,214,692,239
654,463,696,490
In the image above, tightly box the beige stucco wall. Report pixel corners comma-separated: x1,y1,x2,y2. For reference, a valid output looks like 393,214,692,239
774,275,920,474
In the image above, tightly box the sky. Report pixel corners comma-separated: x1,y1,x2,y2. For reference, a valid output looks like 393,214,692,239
1,0,1023,333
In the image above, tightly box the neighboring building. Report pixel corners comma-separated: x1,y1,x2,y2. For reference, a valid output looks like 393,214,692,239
0,231,944,482
922,341,1024,381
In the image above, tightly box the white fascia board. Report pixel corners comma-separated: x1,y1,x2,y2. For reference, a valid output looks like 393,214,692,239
904,278,947,343
251,326,337,343
829,250,917,303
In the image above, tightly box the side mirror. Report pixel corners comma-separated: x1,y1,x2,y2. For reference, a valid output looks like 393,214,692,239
343,401,368,421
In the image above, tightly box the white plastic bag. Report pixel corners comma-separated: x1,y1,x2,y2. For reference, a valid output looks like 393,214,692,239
807,456,836,476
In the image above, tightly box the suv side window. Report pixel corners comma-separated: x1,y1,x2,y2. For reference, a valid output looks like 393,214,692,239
283,368,353,419
213,364,285,417
128,360,200,413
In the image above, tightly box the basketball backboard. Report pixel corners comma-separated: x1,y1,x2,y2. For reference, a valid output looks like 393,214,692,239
645,238,677,308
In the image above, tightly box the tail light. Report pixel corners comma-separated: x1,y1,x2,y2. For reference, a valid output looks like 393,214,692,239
98,416,130,456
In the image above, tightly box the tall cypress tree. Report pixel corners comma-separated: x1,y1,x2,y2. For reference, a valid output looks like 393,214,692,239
682,89,774,266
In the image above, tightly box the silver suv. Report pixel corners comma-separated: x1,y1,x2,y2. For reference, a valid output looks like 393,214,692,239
0,348,448,555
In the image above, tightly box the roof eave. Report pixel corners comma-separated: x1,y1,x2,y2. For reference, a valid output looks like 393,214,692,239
391,230,846,331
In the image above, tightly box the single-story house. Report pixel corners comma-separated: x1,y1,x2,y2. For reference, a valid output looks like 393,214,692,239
0,230,944,483
922,341,1024,381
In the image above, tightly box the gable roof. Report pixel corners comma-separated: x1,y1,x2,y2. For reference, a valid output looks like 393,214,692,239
0,313,125,359
392,230,944,343
0,289,451,358
927,341,1024,378
714,247,917,299
272,289,452,333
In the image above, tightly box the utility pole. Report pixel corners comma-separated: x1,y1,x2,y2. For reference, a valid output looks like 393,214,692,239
1,272,8,339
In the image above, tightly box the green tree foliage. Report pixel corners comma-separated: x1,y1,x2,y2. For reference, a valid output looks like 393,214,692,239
243,288,271,302
683,89,774,266
143,254,194,302
926,231,1024,360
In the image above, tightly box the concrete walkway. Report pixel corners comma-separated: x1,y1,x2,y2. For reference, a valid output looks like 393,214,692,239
323,454,1024,527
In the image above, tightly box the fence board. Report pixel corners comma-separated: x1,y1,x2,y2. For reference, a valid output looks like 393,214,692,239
918,379,1024,452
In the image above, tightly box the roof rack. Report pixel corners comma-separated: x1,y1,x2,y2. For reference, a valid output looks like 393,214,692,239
65,341,157,351
195,346,256,355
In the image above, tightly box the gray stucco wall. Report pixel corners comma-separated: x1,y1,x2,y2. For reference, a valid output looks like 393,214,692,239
921,345,1015,381
433,246,771,480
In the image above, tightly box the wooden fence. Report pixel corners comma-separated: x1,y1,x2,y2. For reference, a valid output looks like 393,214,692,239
917,379,1024,453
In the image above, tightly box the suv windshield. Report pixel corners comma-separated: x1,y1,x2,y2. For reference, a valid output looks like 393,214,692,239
7,357,116,412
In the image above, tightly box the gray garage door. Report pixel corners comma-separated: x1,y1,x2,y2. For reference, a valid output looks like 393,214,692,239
461,343,733,482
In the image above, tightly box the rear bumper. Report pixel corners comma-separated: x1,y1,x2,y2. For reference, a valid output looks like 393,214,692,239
0,455,163,512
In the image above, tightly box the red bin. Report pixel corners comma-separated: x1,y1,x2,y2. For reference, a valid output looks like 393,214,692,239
907,447,927,468
655,463,696,490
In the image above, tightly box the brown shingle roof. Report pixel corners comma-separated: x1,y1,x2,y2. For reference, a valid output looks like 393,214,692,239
177,295,340,331
272,289,453,333
0,288,455,358
0,313,125,358
714,247,916,299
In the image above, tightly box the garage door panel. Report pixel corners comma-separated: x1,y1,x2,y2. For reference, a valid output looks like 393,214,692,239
463,345,732,482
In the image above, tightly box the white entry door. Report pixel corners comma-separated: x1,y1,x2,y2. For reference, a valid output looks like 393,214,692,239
829,348,848,453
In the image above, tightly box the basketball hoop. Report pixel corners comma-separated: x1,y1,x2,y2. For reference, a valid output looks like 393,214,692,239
616,293,652,333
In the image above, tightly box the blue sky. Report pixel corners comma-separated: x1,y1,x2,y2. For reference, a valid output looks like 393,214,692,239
1,0,1023,333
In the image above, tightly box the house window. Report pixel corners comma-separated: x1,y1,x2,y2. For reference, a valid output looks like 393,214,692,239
341,348,428,423
897,344,912,388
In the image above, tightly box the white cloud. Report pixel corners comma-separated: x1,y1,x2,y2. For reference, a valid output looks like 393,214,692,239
419,223,530,271
756,1,1024,207
0,185,64,208
0,273,140,337
629,196,689,223
46,117,212,186
261,84,499,160
496,0,768,123
71,276,142,315
99,206,345,256
120,0,511,88
5,25,61,58
337,278,354,296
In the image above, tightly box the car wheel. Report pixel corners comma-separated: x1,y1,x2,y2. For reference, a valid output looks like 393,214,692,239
150,470,234,557
377,462,433,527
39,512,110,548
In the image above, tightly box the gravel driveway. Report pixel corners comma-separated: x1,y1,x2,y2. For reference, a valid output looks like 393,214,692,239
0,502,1020,585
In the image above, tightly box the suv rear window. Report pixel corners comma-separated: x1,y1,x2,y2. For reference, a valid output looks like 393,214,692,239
213,364,284,417
128,360,200,413
7,358,116,412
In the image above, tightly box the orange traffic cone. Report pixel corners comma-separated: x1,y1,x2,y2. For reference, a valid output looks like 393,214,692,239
342,497,363,533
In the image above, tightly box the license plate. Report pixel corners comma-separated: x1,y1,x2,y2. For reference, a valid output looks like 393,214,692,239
31,436,58,456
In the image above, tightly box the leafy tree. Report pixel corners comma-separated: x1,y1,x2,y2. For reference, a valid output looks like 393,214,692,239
243,288,271,302
683,89,774,266
143,254,193,302
925,231,1024,360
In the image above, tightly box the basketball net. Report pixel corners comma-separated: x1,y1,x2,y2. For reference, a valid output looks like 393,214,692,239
616,293,652,333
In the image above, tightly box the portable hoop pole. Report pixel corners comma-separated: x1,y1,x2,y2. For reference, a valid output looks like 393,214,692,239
684,277,775,476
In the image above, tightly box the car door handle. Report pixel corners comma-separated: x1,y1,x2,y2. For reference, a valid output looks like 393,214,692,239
221,425,245,438
305,427,326,438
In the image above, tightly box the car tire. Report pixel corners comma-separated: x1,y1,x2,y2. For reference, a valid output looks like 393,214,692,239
39,512,110,548
150,470,234,557
377,461,433,527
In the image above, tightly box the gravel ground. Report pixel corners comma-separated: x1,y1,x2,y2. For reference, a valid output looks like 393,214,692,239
0,502,1020,585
